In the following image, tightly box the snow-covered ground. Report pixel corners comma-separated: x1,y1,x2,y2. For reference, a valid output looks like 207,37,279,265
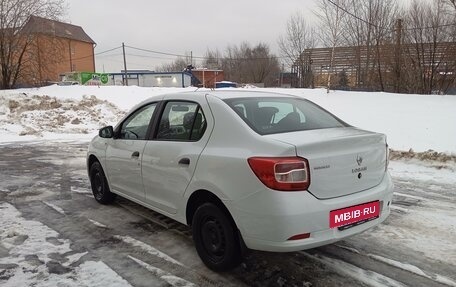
0,203,132,287
0,141,454,287
1,85,455,153
1,86,455,286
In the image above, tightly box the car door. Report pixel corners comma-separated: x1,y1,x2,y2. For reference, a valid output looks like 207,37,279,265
105,102,158,201
141,99,211,214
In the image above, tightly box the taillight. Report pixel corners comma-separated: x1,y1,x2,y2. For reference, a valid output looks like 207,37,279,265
247,157,310,191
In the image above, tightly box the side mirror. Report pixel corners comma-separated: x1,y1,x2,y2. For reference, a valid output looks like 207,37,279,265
99,126,114,138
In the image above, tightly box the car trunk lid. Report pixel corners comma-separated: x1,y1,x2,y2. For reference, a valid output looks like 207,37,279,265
265,127,387,199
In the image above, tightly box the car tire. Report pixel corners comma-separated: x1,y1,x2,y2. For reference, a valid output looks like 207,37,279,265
192,202,241,271
89,161,116,204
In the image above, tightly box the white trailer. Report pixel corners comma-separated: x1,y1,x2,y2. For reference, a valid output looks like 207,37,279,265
109,71,192,87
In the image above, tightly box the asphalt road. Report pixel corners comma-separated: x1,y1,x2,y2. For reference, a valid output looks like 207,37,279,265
0,141,455,287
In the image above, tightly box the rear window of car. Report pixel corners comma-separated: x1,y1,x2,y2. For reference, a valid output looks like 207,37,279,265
224,97,348,135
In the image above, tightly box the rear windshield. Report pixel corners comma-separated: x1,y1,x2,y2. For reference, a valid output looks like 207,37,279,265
224,97,348,135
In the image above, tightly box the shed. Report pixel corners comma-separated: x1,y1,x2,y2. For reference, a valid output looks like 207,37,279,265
109,71,192,87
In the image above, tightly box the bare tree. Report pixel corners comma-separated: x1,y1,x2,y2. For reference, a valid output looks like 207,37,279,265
202,49,223,70
402,0,456,94
447,0,456,10
220,42,280,86
369,0,399,91
278,12,316,87
156,57,190,72
244,43,280,85
315,0,347,92
339,0,398,90
0,0,65,89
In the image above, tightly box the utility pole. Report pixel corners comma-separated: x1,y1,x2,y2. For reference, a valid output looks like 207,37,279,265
122,42,128,86
394,19,402,93
190,51,193,67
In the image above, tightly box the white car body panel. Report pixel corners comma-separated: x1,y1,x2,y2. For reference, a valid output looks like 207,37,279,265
87,90,394,253
265,127,387,199
105,139,147,200
142,140,204,214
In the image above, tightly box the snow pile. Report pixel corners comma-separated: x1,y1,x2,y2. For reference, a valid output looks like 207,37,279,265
389,149,456,171
390,149,456,163
1,85,455,154
0,93,124,141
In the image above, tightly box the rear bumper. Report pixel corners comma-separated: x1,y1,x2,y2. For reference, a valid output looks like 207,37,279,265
228,173,394,252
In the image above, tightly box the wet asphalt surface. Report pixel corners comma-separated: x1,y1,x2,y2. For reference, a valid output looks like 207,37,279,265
0,141,455,287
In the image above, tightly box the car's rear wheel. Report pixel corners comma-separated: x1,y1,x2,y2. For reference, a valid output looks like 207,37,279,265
89,161,116,204
192,203,241,271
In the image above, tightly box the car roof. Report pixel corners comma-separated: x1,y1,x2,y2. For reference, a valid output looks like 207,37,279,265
140,90,299,105
205,90,299,100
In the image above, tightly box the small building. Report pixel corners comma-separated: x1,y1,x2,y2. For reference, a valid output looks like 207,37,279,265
294,42,456,93
278,72,298,88
109,71,192,88
191,69,224,88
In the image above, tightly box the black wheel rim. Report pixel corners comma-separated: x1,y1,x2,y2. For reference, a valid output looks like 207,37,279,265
200,215,226,261
91,170,104,200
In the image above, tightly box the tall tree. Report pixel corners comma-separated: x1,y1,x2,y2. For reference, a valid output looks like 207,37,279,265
339,0,398,90
202,49,222,70
0,0,65,89
156,57,190,72
402,0,456,94
369,0,399,91
447,0,456,10
315,0,347,92
278,12,316,88
220,42,280,86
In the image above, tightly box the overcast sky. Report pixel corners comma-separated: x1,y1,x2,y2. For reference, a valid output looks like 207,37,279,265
65,0,318,73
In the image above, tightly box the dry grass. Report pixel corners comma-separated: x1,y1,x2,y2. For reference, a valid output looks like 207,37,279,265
390,148,456,163
8,100,19,111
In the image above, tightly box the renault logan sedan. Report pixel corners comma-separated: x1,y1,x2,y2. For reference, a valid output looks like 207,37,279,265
87,91,393,271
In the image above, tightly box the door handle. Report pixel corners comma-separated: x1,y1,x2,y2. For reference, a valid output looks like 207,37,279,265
131,151,140,158
178,157,190,165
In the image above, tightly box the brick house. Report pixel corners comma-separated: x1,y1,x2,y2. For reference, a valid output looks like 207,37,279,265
19,16,95,86
191,69,224,88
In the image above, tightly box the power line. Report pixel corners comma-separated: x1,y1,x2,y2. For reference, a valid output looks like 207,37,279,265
326,0,377,27
95,46,122,55
125,44,287,61
125,53,177,60
63,46,122,62
125,45,195,58
326,0,456,31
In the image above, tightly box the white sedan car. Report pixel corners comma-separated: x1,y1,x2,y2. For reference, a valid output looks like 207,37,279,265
87,91,393,271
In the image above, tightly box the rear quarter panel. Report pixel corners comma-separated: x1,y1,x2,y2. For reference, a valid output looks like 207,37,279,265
185,94,297,227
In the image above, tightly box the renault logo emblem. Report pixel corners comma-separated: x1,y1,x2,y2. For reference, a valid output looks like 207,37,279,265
356,155,363,166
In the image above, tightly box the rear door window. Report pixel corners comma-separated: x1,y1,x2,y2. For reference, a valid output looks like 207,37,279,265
156,101,207,141
224,97,347,135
